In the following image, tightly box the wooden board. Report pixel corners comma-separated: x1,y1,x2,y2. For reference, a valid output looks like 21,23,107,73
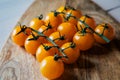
0,0,120,80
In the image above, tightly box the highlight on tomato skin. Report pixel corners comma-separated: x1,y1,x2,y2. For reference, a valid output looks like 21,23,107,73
11,25,31,46
94,23,115,44
40,56,64,80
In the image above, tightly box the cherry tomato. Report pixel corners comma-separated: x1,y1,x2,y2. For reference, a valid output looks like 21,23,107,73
77,15,96,32
94,23,115,44
38,24,55,37
66,9,82,25
24,34,46,55
61,42,80,64
40,56,64,79
57,22,77,41
36,43,58,62
11,25,31,46
29,15,45,30
73,31,95,51
49,31,68,47
45,12,62,30
56,6,69,22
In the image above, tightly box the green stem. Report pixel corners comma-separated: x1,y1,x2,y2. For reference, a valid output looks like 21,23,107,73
69,15,110,43
29,27,68,58
79,20,110,43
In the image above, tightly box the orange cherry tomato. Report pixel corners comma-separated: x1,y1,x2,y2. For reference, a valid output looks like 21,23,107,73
56,6,69,22
94,23,115,44
61,42,80,64
77,15,96,32
11,25,31,46
38,24,55,37
73,31,95,51
36,43,58,62
45,12,62,30
24,34,46,55
57,22,77,41
49,31,68,47
40,56,64,79
29,15,45,30
66,9,82,25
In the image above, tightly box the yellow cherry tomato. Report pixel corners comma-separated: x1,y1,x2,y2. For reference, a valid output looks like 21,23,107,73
73,31,95,51
61,42,80,64
57,22,77,41
29,15,45,30
40,56,64,79
77,15,96,32
45,12,62,30
36,43,58,62
66,9,82,25
94,23,115,44
11,25,31,46
24,34,46,55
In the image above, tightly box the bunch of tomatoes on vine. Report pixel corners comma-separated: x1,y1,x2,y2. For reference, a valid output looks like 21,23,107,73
11,5,115,79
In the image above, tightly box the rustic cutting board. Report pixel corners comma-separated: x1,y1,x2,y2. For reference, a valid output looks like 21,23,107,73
0,0,120,80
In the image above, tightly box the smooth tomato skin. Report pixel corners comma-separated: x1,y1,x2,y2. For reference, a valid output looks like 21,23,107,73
57,6,68,22
61,42,80,64
45,12,62,30
94,23,115,44
36,43,58,62
49,31,68,47
57,6,66,12
66,9,82,25
40,56,64,80
73,31,95,51
57,22,77,41
24,35,46,55
29,18,45,30
38,25,55,37
77,15,96,32
11,26,31,46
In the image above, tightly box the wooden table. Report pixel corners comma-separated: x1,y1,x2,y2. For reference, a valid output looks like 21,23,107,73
0,0,120,80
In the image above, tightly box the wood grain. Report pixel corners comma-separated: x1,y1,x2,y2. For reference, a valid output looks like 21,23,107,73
0,0,120,80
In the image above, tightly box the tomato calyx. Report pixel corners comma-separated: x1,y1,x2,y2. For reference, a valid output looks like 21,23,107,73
53,32,65,41
41,43,59,51
61,42,76,52
79,27,88,36
84,14,92,18
54,54,62,61
41,43,52,51
16,24,28,36
51,10,62,17
42,23,53,33
54,54,68,61
37,14,43,20
100,23,109,36
28,32,39,41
